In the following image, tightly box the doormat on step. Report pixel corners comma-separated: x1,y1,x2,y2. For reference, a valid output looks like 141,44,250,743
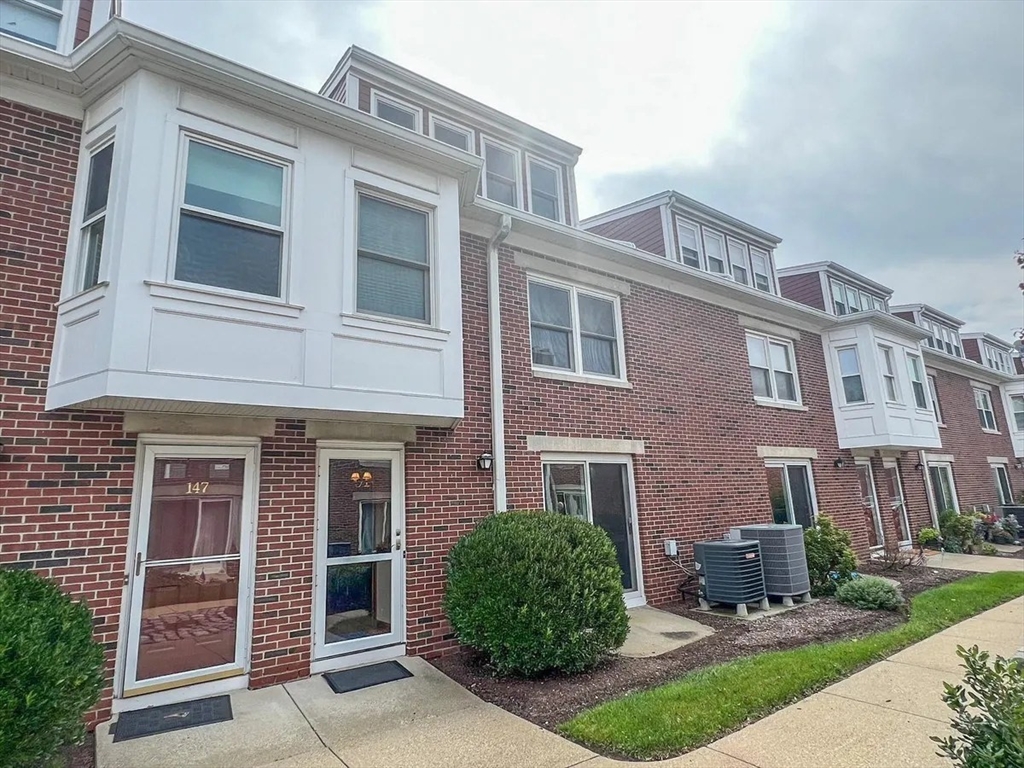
323,660,413,694
112,695,233,742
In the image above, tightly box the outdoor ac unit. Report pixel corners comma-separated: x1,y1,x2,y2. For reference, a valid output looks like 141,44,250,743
692,540,768,616
732,524,812,605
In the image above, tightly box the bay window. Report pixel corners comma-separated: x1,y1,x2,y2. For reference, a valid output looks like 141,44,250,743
356,193,431,323
906,353,928,409
528,278,624,380
0,0,64,49
78,141,114,291
878,346,900,403
174,139,287,298
837,346,866,404
746,333,799,404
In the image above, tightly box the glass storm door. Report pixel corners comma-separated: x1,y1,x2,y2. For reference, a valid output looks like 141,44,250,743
542,459,640,598
314,449,405,660
124,446,256,695
928,464,958,514
884,464,912,544
765,462,816,529
856,462,885,548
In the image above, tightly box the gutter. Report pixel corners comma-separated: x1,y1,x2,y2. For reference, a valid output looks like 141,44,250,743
487,214,512,513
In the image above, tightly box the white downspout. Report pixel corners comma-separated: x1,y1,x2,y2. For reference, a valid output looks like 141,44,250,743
487,214,512,512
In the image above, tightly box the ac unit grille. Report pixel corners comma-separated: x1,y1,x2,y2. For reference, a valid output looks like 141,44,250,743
693,540,767,604
732,524,811,596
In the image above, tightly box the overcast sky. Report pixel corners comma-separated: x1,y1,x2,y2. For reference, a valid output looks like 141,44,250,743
123,0,1023,340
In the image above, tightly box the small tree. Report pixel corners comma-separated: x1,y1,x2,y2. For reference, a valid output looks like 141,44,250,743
933,645,1024,768
0,569,105,768
804,515,857,596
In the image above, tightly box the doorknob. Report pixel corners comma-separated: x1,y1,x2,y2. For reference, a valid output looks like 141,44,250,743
134,552,143,576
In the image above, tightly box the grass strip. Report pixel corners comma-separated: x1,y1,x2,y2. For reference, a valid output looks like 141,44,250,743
560,570,1024,759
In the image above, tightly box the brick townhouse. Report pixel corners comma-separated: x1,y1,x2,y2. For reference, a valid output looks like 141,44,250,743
0,4,1019,726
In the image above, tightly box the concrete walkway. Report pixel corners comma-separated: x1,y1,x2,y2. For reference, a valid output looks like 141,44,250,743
927,551,1024,573
97,595,1024,768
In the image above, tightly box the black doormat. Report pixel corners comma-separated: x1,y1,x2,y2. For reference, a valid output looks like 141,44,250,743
112,695,233,742
323,660,412,694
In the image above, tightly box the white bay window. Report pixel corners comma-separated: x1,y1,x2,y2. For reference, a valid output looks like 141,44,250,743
78,141,114,291
837,346,866,404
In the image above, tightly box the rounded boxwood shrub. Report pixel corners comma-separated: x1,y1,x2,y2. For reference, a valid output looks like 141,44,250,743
0,569,105,768
835,575,904,611
444,511,629,676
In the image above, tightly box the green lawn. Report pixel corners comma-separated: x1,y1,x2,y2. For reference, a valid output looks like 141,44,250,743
560,571,1024,760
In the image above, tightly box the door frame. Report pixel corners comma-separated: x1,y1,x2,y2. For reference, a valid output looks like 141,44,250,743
116,435,260,700
764,458,820,528
854,458,885,550
313,443,406,663
925,459,960,524
882,458,913,546
539,453,645,608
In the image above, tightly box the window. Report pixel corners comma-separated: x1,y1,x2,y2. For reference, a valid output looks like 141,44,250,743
746,333,799,404
906,354,928,409
1011,395,1024,432
983,344,1012,374
846,286,862,313
676,220,702,268
749,247,772,292
765,461,817,528
993,463,1013,505
528,278,623,379
356,193,431,323
925,322,962,357
974,388,997,431
703,229,727,274
175,139,286,298
927,374,943,423
829,278,881,316
837,346,866,404
429,116,472,152
370,92,420,132
728,238,750,285
527,158,562,222
830,279,848,316
0,0,63,49
928,463,959,513
78,141,114,291
481,139,519,207
878,346,900,403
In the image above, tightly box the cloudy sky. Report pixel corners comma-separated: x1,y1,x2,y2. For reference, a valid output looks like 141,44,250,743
123,0,1023,339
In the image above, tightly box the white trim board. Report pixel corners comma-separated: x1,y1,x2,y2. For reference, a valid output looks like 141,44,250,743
526,436,645,455
757,446,819,460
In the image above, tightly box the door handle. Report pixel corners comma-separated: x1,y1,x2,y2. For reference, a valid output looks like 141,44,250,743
134,552,143,577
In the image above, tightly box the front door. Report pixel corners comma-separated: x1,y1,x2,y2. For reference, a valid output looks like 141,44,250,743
856,461,885,549
123,444,257,696
883,463,912,545
542,458,642,603
314,449,405,660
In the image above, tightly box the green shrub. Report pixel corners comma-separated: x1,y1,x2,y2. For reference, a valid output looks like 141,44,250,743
804,515,857,596
0,569,105,768
444,511,629,676
940,510,980,553
835,576,904,611
933,645,1024,768
918,527,941,549
979,543,999,557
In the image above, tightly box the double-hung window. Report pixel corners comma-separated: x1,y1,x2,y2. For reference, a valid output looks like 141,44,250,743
878,346,900,403
703,230,727,274
356,193,431,323
676,220,703,269
746,333,799,404
1,0,64,49
527,158,562,222
837,346,866,403
528,278,623,379
728,238,750,285
1011,395,1024,432
429,116,472,152
927,374,943,423
482,139,519,207
78,141,114,291
974,388,997,431
906,354,928,409
749,247,772,292
830,279,848,315
983,345,1012,374
371,92,421,132
992,463,1013,505
175,139,287,298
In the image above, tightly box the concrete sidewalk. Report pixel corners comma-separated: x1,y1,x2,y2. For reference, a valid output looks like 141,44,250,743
97,595,1024,768
927,551,1024,573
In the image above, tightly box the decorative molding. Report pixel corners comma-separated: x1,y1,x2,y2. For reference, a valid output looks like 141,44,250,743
757,446,819,460
987,456,1010,465
124,413,276,437
526,435,645,455
739,316,801,341
922,452,955,464
515,252,631,296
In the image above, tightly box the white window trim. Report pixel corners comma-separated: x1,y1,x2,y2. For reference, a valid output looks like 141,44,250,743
525,154,565,223
701,227,729,276
1008,394,1024,433
369,89,423,133
527,274,628,384
836,345,868,405
830,278,848,316
726,237,751,286
480,136,522,209
877,345,901,404
168,132,292,302
2,0,80,54
427,113,474,153
675,217,704,269
905,352,929,411
991,462,1013,506
974,387,998,433
70,128,117,295
746,331,802,406
748,246,773,293
925,460,960,515
927,374,944,425
764,458,819,527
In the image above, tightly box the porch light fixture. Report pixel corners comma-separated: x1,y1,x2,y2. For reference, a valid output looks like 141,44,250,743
914,462,925,471
350,470,373,487
833,457,846,469
476,452,494,471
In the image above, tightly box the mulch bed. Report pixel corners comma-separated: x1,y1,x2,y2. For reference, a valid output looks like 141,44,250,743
62,731,95,768
433,564,974,730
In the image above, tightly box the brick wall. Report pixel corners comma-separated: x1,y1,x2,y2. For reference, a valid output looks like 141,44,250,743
74,0,94,46
778,272,827,312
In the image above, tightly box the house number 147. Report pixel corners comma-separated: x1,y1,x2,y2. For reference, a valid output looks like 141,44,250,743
186,481,210,494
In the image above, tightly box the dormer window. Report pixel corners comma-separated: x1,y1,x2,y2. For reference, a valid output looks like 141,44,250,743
749,248,772,292
728,238,750,285
527,157,563,223
480,138,520,207
703,230,727,275
429,115,472,152
921,318,962,357
1,0,64,50
370,91,421,133
830,278,883,316
982,343,1012,374
676,220,702,269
